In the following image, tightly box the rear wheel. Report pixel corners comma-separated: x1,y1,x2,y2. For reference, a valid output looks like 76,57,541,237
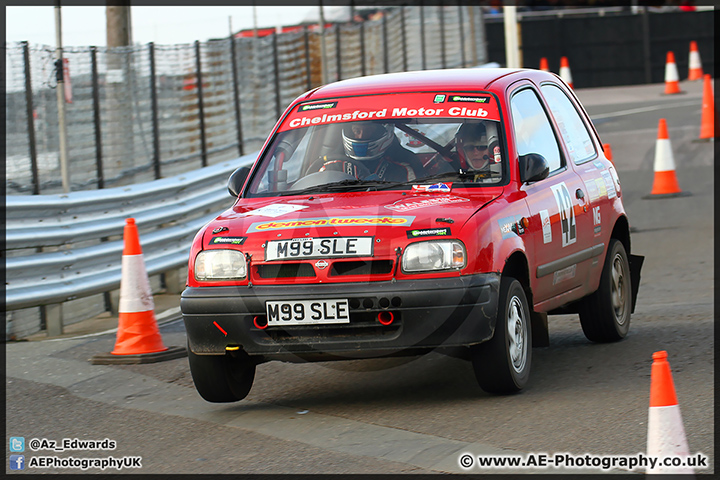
471,277,532,394
187,342,256,402
578,239,632,343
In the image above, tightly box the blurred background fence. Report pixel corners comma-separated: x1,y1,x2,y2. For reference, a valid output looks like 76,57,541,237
5,5,488,196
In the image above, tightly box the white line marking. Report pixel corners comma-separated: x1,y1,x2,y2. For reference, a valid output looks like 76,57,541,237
590,100,701,120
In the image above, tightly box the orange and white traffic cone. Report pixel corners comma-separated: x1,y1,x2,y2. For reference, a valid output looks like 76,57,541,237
559,56,573,89
539,57,549,72
663,51,682,95
647,119,685,198
646,351,694,474
699,74,714,140
687,41,703,81
92,218,186,365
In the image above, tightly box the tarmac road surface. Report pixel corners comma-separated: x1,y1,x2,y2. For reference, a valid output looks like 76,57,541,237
5,80,714,475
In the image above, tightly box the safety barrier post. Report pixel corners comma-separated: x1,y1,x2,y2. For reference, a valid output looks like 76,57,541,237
229,35,244,156
336,24,342,81
272,33,282,119
420,5,427,70
304,26,313,89
400,6,408,72
457,2,466,68
22,41,40,195
439,5,447,69
382,11,389,73
148,42,161,179
194,40,208,167
360,20,366,76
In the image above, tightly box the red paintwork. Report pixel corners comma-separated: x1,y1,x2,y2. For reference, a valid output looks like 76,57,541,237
187,68,627,314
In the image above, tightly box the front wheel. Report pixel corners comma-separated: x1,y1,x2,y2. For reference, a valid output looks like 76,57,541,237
471,277,532,394
187,342,256,402
578,239,632,343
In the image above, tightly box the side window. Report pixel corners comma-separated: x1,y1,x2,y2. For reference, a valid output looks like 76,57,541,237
510,88,563,173
541,84,597,164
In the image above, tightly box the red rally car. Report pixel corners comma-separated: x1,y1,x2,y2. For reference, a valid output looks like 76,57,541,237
181,68,644,402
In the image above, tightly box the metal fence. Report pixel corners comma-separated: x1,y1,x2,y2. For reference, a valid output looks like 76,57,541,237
4,155,254,340
5,5,487,196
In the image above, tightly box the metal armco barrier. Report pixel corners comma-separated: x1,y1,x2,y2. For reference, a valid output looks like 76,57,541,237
5,154,256,312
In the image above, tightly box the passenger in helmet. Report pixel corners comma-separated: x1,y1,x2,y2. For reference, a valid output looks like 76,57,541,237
456,122,492,171
315,121,424,182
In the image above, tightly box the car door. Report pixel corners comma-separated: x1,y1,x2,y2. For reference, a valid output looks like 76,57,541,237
539,81,615,297
508,84,594,309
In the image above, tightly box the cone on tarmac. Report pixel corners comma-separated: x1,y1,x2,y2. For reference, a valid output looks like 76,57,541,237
646,351,694,474
539,57,549,72
699,74,714,140
559,56,573,89
91,218,186,365
687,41,703,81
646,119,685,198
663,51,683,95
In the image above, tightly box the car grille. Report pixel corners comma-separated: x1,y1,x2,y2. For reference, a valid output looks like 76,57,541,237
255,263,315,279
330,260,394,276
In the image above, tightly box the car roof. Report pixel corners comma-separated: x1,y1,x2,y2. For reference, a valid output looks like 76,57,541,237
299,68,560,102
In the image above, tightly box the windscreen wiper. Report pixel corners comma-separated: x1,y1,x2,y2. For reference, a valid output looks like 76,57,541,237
284,179,396,195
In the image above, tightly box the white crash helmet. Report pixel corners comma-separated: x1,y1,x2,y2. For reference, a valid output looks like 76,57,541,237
342,122,395,161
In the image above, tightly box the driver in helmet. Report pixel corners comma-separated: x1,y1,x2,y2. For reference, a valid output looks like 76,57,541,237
316,122,424,182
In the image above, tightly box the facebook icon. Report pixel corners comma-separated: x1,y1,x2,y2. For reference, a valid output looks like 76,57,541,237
10,455,25,470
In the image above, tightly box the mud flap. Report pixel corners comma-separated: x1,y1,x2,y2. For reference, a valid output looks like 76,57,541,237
629,254,644,313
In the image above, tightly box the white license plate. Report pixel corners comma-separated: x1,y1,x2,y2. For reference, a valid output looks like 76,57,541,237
266,299,350,326
265,237,373,261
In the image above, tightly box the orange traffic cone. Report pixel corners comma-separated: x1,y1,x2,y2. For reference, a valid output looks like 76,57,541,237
91,218,186,365
699,74,714,140
687,41,703,81
646,351,694,474
646,119,685,198
559,56,573,89
663,51,682,95
539,57,549,72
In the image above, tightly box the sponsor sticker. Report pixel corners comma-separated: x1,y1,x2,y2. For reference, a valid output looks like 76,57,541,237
247,216,415,233
411,182,452,193
498,216,517,239
386,196,468,212
584,179,600,202
593,160,605,170
448,95,490,103
298,101,338,112
595,178,608,198
601,170,617,199
539,209,552,244
241,204,308,218
406,227,451,239
553,264,577,285
209,236,246,245
433,94,446,103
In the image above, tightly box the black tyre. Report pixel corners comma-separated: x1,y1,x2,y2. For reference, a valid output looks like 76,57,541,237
471,277,532,394
187,341,256,403
578,239,632,343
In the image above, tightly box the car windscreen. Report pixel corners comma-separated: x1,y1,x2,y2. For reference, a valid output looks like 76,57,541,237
246,92,506,196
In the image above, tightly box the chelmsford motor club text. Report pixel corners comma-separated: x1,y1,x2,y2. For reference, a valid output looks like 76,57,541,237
288,106,490,128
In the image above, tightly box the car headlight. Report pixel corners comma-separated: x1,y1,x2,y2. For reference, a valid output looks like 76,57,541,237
402,240,466,273
194,250,247,280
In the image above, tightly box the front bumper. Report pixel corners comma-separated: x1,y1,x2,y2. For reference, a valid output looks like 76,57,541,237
181,273,500,361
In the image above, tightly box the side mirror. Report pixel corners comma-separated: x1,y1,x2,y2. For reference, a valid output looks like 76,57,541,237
227,166,250,197
519,153,550,183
